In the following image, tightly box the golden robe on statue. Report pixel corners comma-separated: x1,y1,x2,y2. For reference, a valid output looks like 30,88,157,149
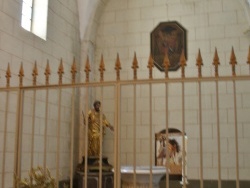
87,108,111,156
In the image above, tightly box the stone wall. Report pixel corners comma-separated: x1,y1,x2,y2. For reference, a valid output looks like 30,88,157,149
0,0,81,187
94,0,250,180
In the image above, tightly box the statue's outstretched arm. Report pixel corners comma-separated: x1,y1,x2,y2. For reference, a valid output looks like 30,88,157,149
82,111,86,125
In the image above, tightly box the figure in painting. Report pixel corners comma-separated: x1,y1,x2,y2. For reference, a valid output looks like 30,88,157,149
87,100,114,157
153,25,184,70
157,136,167,165
157,137,182,167
168,139,182,165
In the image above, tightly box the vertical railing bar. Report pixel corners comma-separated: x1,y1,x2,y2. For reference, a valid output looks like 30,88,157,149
56,88,62,187
233,80,240,188
198,81,204,188
114,85,117,188
1,91,9,188
44,89,49,174
133,84,137,188
215,80,221,188
181,81,187,188
149,83,153,188
14,89,24,188
84,86,89,188
30,90,37,171
70,88,76,188
117,83,121,188
99,87,103,188
165,82,169,188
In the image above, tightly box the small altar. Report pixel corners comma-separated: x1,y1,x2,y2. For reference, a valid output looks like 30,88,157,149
120,166,167,188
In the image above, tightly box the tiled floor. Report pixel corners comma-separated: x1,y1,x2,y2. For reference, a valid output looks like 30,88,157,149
159,180,183,188
159,179,250,188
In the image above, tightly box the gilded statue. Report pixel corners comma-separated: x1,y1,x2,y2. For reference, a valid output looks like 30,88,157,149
86,100,114,156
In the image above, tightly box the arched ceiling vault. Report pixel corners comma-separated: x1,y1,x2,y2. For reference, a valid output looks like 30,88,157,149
77,0,109,41
77,0,250,42
239,0,250,34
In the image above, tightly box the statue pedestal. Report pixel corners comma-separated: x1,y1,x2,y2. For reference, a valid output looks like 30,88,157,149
75,171,113,188
75,156,113,188
76,156,113,172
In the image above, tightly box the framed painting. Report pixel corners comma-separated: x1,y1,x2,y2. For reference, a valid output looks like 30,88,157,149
150,21,187,71
155,128,187,180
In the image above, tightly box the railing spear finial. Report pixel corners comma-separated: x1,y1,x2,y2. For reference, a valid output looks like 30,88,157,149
131,52,139,80
115,53,122,81
196,49,203,78
213,48,220,77
84,55,91,82
44,60,51,85
147,54,154,79
180,49,187,78
247,46,250,74
163,53,170,79
71,57,77,84
99,54,105,82
18,62,24,87
229,47,237,76
5,63,11,87
58,58,64,85
32,61,38,86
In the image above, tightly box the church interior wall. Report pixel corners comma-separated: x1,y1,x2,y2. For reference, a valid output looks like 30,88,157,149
93,0,250,181
1,0,250,186
0,0,81,187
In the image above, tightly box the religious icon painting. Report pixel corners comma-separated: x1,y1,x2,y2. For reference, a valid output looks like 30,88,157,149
151,21,187,71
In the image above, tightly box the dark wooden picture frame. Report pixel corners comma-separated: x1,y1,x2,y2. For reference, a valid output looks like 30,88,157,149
150,21,187,71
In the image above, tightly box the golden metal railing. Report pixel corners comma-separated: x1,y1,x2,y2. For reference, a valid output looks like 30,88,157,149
0,47,250,188
1,47,250,89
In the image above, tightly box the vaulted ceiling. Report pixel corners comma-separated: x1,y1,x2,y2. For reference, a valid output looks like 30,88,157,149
77,0,250,41
77,0,109,40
